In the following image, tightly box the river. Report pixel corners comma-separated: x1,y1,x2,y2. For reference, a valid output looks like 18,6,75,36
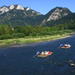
0,35,75,75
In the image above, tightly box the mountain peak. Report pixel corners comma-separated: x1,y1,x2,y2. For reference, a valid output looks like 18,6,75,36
16,5,24,10
9,5,25,10
26,7,31,11
0,6,9,14
9,5,15,10
0,5,25,14
46,7,71,21
0,5,42,16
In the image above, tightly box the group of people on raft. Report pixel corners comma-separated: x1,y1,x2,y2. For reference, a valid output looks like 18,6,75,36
36,44,71,57
59,44,71,48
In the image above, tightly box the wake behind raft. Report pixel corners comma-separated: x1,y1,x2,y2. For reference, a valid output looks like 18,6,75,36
36,51,53,58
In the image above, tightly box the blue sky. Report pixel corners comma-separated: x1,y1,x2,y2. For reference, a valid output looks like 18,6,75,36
0,0,75,14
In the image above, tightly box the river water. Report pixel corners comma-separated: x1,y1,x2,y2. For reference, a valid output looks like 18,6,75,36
0,36,75,75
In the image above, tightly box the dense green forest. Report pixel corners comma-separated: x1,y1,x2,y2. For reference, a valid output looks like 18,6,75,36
0,23,74,40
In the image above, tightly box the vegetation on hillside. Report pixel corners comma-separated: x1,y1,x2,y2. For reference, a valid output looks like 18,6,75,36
0,24,74,40
0,23,74,47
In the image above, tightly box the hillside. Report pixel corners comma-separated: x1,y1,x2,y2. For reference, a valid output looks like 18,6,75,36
0,5,43,26
0,5,75,28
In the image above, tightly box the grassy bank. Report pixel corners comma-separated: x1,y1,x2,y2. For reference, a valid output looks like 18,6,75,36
0,30,74,47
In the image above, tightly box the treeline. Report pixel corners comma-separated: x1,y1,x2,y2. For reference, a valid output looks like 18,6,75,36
0,24,74,40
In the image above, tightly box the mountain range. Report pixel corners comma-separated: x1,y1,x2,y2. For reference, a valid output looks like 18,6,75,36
0,5,75,26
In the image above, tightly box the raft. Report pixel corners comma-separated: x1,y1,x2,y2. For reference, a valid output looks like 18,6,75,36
59,44,71,49
37,51,53,58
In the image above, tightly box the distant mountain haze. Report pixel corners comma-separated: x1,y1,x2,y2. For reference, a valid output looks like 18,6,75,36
0,5,75,26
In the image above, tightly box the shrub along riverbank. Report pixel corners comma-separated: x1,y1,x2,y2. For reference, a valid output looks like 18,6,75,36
0,30,73,47
0,25,74,47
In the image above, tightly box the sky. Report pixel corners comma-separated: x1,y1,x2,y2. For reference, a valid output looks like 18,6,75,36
0,0,75,14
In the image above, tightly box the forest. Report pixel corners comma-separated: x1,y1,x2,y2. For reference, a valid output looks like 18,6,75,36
0,23,74,40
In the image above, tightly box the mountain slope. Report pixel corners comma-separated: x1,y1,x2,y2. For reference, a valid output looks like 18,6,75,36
42,7,72,25
0,5,43,26
0,5,75,27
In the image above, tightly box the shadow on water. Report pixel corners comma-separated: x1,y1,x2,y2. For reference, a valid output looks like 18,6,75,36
0,36,75,75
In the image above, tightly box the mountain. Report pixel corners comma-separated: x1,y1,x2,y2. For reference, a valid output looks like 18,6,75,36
46,7,71,21
44,8,75,27
0,5,75,27
42,7,72,25
0,5,41,16
0,5,43,26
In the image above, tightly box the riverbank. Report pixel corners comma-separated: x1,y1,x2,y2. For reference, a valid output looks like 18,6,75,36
0,31,74,48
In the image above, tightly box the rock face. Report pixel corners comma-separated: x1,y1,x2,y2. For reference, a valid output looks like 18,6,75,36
46,7,71,21
0,5,41,16
0,6,9,14
16,5,24,10
9,5,15,10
